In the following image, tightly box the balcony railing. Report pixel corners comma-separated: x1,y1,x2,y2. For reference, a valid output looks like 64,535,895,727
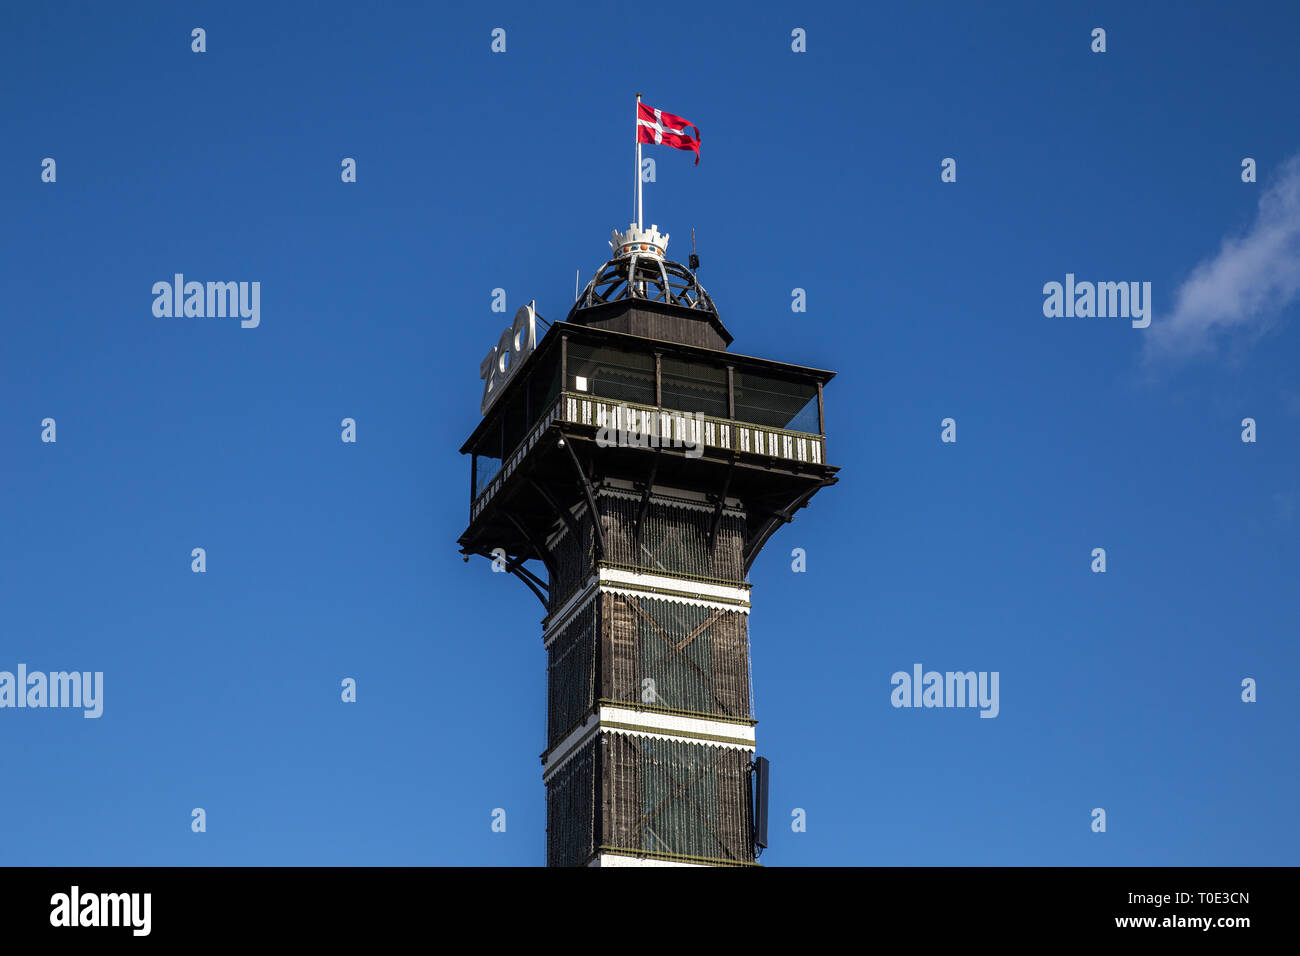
471,392,827,519
564,393,824,462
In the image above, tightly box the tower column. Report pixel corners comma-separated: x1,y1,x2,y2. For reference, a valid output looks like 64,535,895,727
458,222,837,866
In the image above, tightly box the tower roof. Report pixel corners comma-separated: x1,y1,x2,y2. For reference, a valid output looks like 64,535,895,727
564,224,732,347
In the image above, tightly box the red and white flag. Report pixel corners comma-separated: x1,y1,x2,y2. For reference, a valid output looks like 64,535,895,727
637,102,701,164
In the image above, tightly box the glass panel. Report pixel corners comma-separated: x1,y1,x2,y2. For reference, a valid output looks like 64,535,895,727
733,371,819,432
660,356,728,418
566,341,655,406
474,454,501,498
502,390,528,453
528,351,561,417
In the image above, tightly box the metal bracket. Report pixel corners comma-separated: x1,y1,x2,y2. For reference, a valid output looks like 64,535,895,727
560,433,605,560
706,459,735,551
633,449,661,546
502,509,557,581
474,549,548,608
529,476,581,550
742,479,834,573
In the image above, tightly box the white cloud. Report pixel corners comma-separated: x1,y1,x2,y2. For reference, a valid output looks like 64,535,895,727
1147,154,1300,360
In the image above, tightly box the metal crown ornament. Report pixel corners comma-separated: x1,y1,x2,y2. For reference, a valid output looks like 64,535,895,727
610,223,668,260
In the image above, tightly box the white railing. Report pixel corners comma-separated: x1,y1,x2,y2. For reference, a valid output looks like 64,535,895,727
471,393,826,517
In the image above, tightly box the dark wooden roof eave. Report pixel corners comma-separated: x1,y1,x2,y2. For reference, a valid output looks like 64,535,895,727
565,296,735,348
550,321,836,383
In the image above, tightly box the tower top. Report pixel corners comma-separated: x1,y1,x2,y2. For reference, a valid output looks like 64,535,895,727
568,222,729,346
610,223,668,260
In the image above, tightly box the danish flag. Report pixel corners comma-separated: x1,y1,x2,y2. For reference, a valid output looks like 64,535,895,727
637,102,701,164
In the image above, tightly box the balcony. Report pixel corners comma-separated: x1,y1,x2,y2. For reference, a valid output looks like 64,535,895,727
465,325,831,521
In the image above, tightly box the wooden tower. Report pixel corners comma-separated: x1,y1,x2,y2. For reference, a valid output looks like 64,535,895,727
458,223,837,866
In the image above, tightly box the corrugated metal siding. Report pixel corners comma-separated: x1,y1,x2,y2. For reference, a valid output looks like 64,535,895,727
546,738,599,867
547,514,595,611
601,493,746,584
546,488,746,611
603,593,751,719
603,734,753,863
546,603,597,745
544,487,756,866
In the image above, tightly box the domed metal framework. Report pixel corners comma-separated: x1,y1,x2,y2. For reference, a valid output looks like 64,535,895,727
566,253,717,321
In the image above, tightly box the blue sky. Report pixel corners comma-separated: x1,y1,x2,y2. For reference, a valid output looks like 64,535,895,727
2,0,1297,866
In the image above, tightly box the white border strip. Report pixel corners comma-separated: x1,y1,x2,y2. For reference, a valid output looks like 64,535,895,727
598,583,750,614
591,853,706,868
542,577,599,643
541,713,601,781
599,705,756,745
545,568,751,644
542,705,757,782
598,567,751,606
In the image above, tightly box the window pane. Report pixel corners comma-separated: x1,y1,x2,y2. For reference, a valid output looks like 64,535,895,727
474,454,501,498
660,356,727,418
528,351,561,417
566,342,655,406
733,371,819,432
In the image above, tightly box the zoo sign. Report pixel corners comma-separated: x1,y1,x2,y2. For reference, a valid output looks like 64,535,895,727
480,302,538,414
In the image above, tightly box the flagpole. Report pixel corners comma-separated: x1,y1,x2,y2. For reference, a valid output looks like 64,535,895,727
635,93,642,229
